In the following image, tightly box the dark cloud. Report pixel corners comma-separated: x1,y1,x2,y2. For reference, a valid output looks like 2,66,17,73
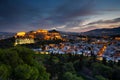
0,0,119,32
0,0,96,32
87,17,120,25
37,0,97,31
0,0,43,31
42,0,96,28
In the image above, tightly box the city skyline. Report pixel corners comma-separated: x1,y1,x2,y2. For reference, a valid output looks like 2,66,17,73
0,0,120,32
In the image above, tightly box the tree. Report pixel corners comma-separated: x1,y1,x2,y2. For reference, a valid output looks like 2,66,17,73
12,46,35,65
95,75,108,80
118,60,120,66
29,67,39,80
0,49,23,68
102,57,107,65
45,55,59,79
112,66,120,80
91,62,113,79
74,59,83,71
62,72,84,80
35,62,50,80
0,64,11,80
14,64,33,80
0,46,49,80
62,62,76,74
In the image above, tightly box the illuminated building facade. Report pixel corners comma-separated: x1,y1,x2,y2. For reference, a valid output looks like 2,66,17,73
14,38,34,46
14,32,35,45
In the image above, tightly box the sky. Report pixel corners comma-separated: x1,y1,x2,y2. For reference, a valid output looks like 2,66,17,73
0,0,120,32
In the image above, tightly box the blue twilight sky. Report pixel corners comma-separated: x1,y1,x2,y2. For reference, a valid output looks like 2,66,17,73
0,0,120,32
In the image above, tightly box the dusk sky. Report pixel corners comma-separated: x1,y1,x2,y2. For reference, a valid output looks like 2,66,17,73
0,0,120,32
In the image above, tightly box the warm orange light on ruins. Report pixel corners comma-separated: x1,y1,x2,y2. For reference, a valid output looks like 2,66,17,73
14,29,63,45
37,29,48,33
16,32,26,36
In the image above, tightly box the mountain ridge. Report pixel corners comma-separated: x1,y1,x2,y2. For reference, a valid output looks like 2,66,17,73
82,27,120,36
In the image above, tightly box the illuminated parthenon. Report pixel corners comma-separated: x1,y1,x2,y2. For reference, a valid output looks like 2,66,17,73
14,29,63,45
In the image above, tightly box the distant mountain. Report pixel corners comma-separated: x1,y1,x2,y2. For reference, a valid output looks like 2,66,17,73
0,32,15,34
0,32,15,39
82,27,120,36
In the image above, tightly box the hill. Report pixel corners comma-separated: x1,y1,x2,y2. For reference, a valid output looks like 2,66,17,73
82,27,120,36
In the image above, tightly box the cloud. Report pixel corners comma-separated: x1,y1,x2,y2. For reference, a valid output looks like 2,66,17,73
0,0,43,31
83,17,120,30
70,27,80,29
66,17,120,32
88,17,120,25
1,0,120,32
42,0,96,27
56,25,66,29
0,0,97,32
